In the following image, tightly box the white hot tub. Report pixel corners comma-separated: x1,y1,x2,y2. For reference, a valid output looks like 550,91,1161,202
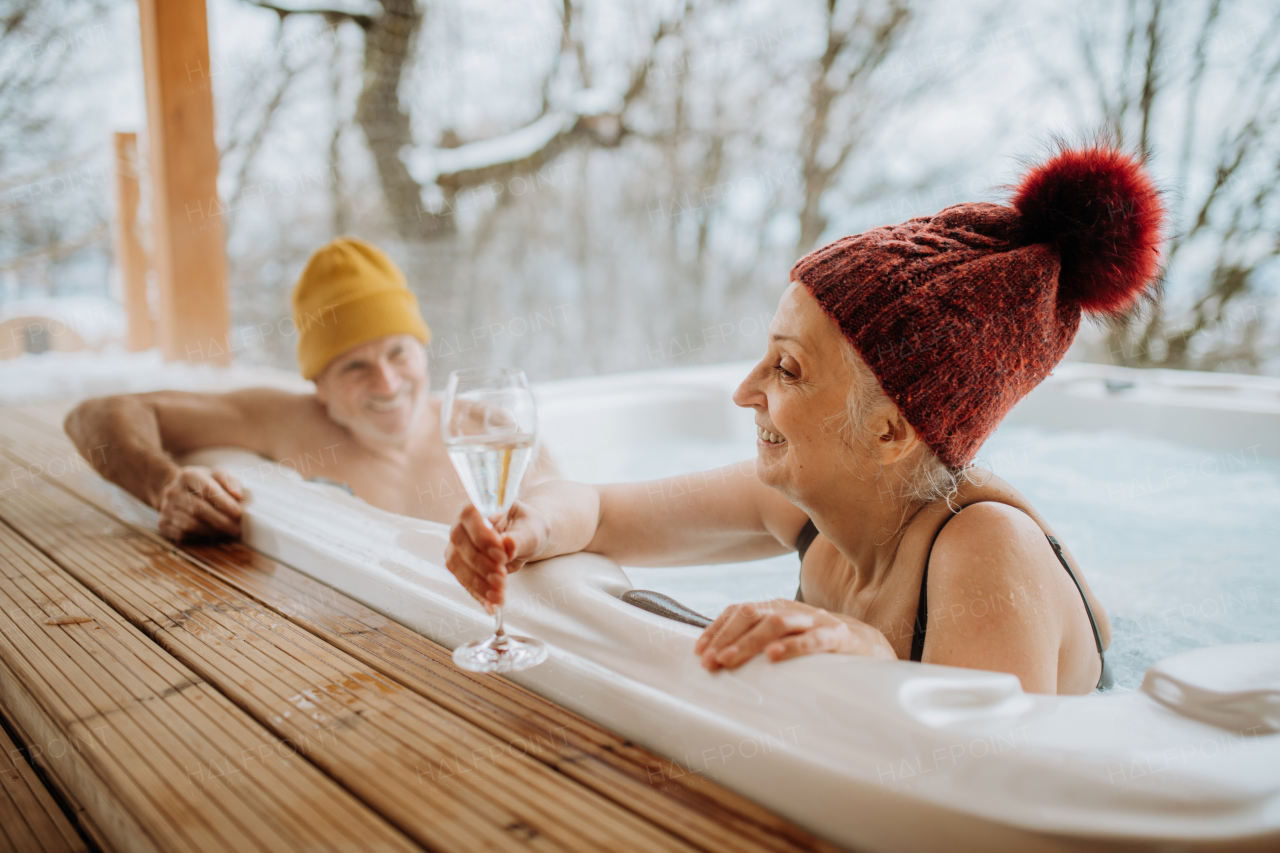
170,359,1280,852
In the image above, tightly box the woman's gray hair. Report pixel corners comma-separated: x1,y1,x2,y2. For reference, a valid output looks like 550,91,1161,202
835,339,976,511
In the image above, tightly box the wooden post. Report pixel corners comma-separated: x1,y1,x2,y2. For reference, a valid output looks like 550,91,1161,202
136,0,229,364
112,132,154,352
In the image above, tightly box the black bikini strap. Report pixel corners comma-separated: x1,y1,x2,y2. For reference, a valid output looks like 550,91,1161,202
912,508,1109,689
795,518,819,561
910,569,930,662
794,519,819,604
911,509,963,662
1046,536,1105,658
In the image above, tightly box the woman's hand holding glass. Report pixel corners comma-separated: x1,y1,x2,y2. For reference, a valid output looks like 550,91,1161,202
445,499,549,609
694,599,897,671
441,366,550,673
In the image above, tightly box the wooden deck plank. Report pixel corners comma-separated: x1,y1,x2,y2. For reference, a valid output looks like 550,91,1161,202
185,545,845,853
0,510,429,850
0,530,289,853
0,522,426,853
3,402,70,429
0,446,704,851
0,709,88,853
0,526,425,853
0,402,844,853
0,702,117,853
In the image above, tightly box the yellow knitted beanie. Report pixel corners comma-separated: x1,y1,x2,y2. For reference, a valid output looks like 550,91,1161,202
291,237,432,380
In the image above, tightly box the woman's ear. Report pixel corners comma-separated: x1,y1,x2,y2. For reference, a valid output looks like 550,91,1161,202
874,408,919,466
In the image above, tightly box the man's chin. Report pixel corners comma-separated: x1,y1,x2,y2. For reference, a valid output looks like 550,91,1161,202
328,405,422,445
352,416,416,443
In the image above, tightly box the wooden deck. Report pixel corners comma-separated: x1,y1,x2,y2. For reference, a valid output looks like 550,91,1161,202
0,401,845,853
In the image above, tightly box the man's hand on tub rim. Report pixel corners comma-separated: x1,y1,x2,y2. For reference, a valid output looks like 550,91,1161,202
156,465,245,542
445,502,547,611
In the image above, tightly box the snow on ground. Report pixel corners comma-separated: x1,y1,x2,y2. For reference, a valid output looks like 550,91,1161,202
0,295,125,347
0,348,310,406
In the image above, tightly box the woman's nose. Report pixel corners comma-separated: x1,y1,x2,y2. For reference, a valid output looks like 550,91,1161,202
733,364,766,408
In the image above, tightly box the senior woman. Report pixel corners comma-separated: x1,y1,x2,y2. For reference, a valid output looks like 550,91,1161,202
445,143,1165,695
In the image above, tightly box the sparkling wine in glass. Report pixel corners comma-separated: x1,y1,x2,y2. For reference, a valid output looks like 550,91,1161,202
441,367,548,673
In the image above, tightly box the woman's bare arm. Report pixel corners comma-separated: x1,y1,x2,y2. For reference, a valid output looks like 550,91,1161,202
586,463,806,566
445,461,809,606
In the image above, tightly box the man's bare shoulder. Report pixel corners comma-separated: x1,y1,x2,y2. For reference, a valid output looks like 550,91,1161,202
134,385,311,408
220,387,340,444
218,386,321,414
136,386,332,458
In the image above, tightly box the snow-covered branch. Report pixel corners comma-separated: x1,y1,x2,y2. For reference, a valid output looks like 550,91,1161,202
406,10,683,194
243,0,377,28
407,111,576,187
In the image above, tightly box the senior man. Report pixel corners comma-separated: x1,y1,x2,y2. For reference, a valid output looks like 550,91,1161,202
65,237,556,540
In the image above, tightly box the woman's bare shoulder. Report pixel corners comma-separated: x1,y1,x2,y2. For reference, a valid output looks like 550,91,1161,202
944,470,1110,647
920,502,1066,692
932,501,1049,563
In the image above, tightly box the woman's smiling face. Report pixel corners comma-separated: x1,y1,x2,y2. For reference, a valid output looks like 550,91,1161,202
733,281,870,506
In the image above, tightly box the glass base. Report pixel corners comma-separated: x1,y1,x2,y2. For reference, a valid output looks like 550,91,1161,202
452,633,548,673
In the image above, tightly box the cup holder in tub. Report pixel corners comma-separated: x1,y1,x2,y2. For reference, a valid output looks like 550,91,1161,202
1141,643,1280,733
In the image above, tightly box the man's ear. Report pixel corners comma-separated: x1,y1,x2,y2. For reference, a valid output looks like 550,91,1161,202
313,372,329,405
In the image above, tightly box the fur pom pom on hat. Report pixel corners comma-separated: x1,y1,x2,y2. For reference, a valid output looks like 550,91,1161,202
790,142,1165,468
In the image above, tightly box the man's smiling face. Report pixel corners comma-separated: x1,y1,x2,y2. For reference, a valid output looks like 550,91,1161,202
313,333,430,446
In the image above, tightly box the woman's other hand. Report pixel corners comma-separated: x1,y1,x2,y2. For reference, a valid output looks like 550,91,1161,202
444,501,548,610
694,599,896,671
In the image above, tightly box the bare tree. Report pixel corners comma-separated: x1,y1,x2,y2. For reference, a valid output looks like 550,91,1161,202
219,11,316,222
221,0,939,378
244,0,687,360
241,0,684,231
1070,0,1280,371
0,0,115,299
795,0,913,256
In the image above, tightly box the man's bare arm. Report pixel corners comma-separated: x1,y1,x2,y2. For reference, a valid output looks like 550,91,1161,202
65,394,176,508
63,389,294,539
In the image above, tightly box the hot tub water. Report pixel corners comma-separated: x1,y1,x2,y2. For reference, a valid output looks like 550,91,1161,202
554,425,1280,691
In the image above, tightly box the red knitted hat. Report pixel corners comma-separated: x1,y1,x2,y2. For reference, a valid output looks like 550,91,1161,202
791,143,1165,468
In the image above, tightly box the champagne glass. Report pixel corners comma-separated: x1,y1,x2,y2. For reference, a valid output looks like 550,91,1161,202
441,367,548,673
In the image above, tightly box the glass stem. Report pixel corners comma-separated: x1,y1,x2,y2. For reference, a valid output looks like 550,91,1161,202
492,606,507,644
481,515,509,648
